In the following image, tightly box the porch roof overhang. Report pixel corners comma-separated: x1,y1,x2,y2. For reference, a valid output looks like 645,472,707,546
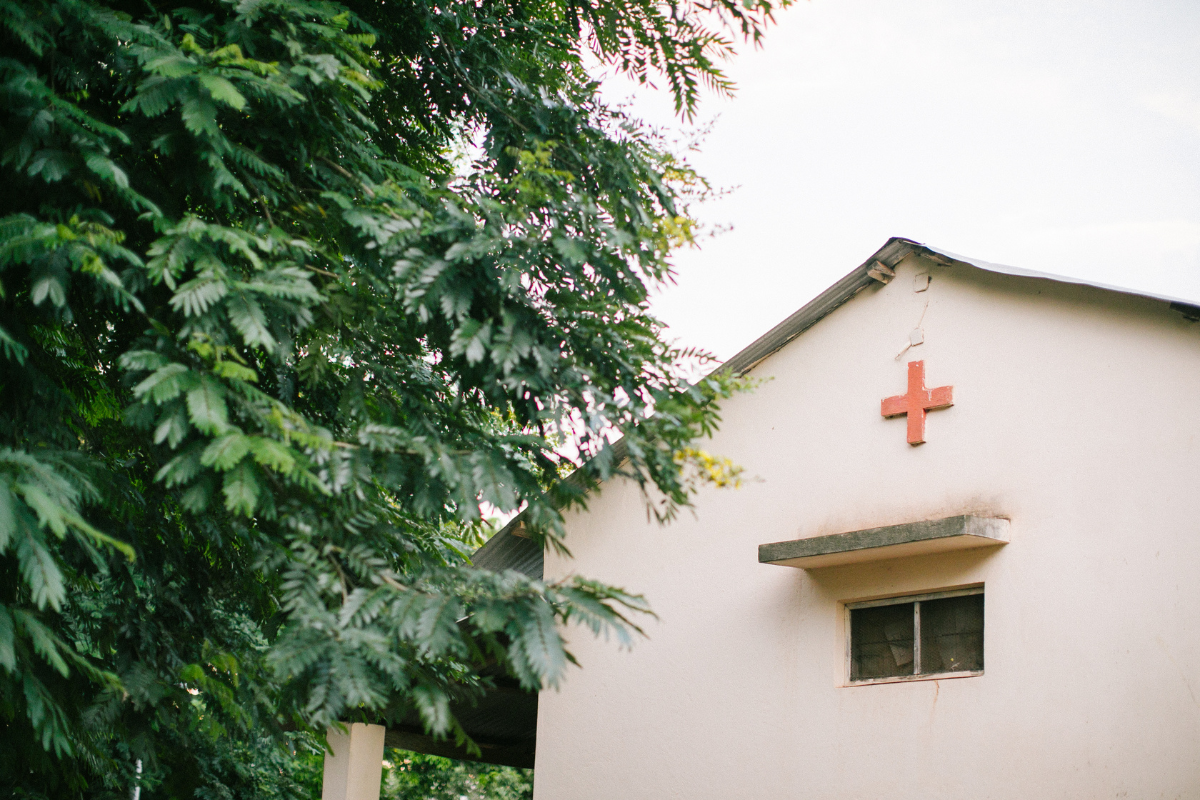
384,675,537,769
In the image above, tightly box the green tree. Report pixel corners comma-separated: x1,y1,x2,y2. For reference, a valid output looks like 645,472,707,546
381,750,532,800
0,0,782,796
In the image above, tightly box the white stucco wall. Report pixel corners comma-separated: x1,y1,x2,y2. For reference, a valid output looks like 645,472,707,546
533,254,1200,799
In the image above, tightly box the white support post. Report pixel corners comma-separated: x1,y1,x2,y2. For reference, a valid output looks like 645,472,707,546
321,723,386,800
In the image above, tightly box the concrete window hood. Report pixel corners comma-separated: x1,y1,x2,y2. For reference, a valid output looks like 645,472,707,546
758,515,1009,569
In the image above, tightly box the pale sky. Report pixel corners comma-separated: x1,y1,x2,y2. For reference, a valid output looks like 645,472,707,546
605,0,1200,361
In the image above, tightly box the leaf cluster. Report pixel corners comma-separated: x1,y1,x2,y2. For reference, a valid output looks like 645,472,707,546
0,0,776,794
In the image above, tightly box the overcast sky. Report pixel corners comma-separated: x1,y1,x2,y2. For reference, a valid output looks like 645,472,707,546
603,0,1200,361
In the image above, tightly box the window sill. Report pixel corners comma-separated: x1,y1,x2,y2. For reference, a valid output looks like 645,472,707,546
845,670,983,687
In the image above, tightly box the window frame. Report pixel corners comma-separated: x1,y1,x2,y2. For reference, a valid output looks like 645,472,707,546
844,586,985,686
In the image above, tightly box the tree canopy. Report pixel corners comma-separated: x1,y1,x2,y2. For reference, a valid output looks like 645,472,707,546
0,0,784,795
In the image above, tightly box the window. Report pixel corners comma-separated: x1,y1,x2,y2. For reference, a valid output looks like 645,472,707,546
847,588,984,683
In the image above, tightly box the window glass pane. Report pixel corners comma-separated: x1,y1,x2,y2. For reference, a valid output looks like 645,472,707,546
918,594,984,674
850,602,915,680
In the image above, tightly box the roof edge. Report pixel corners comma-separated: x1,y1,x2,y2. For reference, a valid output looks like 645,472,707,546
724,236,1200,378
719,237,917,376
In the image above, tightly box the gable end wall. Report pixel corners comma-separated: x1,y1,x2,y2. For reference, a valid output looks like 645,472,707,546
533,254,1200,799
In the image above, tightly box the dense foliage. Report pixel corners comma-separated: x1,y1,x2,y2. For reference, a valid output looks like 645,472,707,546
0,0,783,796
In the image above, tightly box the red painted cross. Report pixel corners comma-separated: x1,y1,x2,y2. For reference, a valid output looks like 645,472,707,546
881,360,954,445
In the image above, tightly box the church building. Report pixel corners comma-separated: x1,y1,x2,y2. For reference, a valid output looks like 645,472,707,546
478,237,1200,798
322,238,1200,799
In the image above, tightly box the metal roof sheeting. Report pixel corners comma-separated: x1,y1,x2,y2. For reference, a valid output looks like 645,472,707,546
470,526,543,579
925,243,1200,308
